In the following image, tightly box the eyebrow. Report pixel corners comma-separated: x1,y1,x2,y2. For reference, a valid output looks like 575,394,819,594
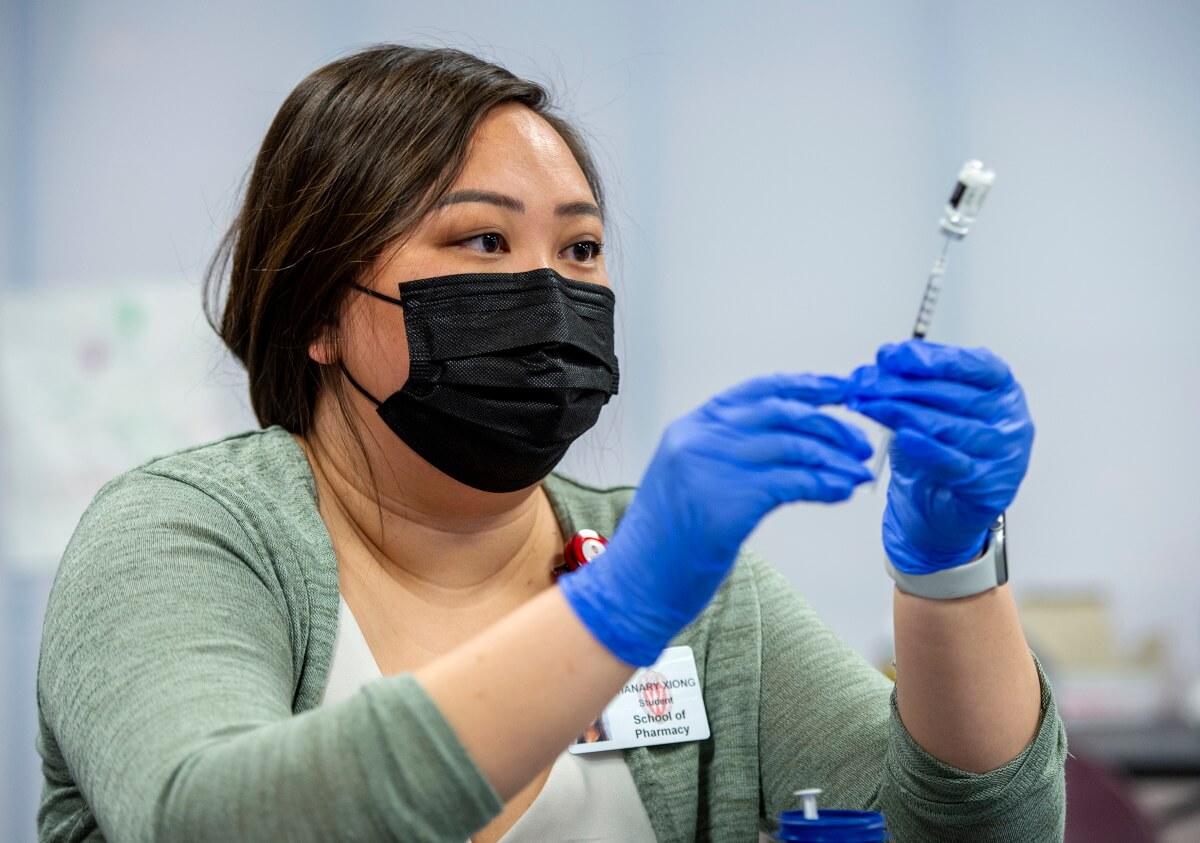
436,190,602,220
555,200,604,220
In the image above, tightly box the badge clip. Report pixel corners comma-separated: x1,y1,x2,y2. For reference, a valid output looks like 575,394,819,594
554,529,608,580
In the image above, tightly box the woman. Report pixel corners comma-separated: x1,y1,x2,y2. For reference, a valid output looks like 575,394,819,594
37,45,1066,842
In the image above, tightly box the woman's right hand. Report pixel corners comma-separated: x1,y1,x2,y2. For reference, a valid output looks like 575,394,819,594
558,373,874,666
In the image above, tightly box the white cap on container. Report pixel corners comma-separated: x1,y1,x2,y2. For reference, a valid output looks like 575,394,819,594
793,788,822,820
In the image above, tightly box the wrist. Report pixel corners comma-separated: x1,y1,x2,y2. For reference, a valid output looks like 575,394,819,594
883,521,988,575
885,515,1008,600
557,556,669,667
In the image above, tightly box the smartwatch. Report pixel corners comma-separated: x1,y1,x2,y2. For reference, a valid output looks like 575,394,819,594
885,514,1008,600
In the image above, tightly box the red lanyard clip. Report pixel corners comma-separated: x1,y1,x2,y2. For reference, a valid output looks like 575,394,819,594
554,529,608,580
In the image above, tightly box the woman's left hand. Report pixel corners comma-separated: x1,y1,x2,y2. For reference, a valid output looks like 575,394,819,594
846,340,1034,575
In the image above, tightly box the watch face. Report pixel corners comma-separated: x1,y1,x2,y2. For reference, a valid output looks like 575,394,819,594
990,516,1008,585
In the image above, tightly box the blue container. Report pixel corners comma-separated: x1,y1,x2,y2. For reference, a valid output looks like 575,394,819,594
773,808,889,842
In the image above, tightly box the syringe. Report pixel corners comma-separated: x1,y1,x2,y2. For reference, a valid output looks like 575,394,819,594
871,160,995,483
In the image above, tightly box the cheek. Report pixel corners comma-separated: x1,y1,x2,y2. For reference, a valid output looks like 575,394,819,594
594,260,612,288
374,320,412,390
343,300,412,395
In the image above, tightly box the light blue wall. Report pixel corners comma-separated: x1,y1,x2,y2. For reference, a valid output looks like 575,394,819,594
3,1,1198,838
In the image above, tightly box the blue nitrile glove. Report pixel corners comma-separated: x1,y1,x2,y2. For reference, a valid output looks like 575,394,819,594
558,373,874,666
846,340,1034,575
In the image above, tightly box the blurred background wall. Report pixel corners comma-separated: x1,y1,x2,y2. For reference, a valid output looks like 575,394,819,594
2,1,1198,838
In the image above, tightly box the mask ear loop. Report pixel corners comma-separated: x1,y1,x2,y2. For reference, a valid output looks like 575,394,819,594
339,362,383,407
339,283,404,406
351,282,404,306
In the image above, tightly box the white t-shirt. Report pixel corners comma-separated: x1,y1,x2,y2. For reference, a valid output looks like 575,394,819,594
322,597,657,842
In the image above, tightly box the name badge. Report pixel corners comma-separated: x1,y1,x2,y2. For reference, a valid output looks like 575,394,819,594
569,646,710,754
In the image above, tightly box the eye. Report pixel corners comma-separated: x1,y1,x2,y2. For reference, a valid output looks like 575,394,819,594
461,232,506,254
565,240,604,263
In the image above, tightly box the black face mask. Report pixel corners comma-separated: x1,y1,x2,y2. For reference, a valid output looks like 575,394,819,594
343,268,619,493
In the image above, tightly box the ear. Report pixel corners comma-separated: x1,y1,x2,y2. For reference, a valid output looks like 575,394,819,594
308,327,337,366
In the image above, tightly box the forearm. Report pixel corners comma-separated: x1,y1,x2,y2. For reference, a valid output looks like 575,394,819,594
893,583,1040,773
151,674,502,842
415,586,634,799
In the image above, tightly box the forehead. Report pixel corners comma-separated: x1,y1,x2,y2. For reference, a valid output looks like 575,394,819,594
454,103,594,199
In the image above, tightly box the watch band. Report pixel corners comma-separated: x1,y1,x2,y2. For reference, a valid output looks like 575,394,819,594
885,514,1008,600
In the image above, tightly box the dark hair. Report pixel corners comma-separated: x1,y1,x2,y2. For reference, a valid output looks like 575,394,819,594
204,45,604,434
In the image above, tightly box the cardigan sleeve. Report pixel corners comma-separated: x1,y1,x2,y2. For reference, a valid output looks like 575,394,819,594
749,553,1067,842
37,470,502,843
